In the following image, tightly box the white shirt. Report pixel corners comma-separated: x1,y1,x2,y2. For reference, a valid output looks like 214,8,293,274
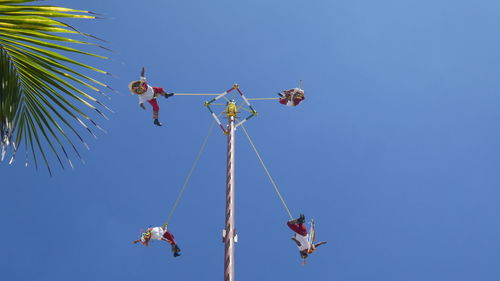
137,76,155,104
150,226,166,240
294,233,310,251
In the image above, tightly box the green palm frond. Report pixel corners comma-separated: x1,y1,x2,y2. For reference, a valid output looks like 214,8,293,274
0,0,112,175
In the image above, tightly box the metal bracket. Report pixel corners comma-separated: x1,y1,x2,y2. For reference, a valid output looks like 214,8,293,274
204,84,258,133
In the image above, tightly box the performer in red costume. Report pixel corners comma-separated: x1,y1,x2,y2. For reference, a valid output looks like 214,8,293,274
128,67,174,126
133,225,181,257
278,88,305,107
287,214,327,260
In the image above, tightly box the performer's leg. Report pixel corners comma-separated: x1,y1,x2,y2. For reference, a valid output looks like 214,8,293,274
287,221,307,235
163,231,176,245
163,231,181,257
148,99,162,126
148,99,160,118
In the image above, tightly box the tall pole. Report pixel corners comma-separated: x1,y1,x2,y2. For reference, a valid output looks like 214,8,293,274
205,89,250,281
224,116,236,281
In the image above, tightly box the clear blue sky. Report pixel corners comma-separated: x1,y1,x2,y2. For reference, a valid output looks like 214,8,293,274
2,0,500,280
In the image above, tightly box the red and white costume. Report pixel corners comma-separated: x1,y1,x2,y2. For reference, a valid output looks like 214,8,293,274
136,76,167,118
141,226,176,245
279,88,305,107
287,221,310,251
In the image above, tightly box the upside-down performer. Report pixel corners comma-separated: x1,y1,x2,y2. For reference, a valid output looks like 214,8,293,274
278,88,305,107
133,225,181,257
287,214,327,262
128,67,174,126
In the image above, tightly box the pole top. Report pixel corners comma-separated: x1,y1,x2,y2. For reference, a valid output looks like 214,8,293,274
233,83,239,89
226,100,238,118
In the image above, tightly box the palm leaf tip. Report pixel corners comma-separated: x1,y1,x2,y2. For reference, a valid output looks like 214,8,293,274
0,0,113,174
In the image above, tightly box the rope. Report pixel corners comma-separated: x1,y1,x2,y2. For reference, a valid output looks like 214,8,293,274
246,98,279,101
240,125,293,219
163,121,215,227
237,104,254,113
